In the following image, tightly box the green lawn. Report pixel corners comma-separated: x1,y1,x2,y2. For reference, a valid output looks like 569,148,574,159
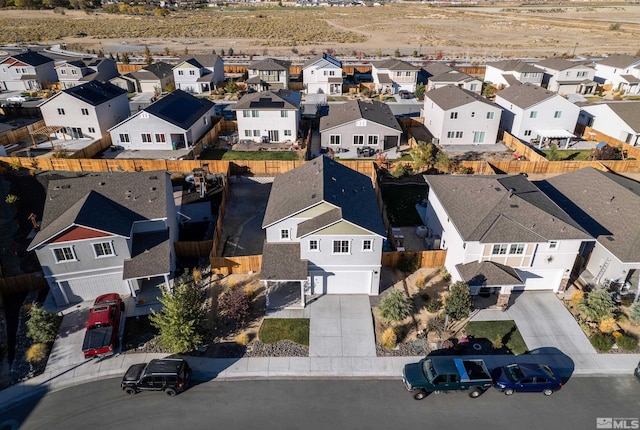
541,149,592,161
380,183,428,226
199,149,300,160
258,318,310,346
465,320,528,355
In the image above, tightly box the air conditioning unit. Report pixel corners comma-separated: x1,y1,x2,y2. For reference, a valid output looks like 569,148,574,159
433,235,441,250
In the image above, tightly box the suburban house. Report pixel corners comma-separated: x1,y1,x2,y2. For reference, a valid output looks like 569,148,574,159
422,85,502,145
533,58,597,95
27,171,178,309
302,53,343,95
55,57,119,90
0,51,57,92
38,80,130,140
246,58,291,91
371,58,418,94
578,101,640,146
232,89,301,144
494,83,580,147
593,54,640,95
319,99,402,157
484,59,543,88
108,89,215,151
421,174,592,306
424,64,482,93
172,54,225,94
260,156,386,307
536,167,640,294
111,61,175,94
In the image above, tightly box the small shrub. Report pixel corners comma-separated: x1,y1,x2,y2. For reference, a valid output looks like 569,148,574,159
492,335,503,350
616,334,638,351
599,317,618,334
192,267,202,283
444,281,471,321
397,254,419,273
236,332,250,346
426,315,445,335
617,313,629,324
439,266,451,282
5,194,19,204
414,274,427,289
218,286,251,327
425,298,441,313
381,327,397,350
392,163,412,178
25,343,49,363
378,289,412,322
26,303,62,344
620,295,634,307
244,284,256,301
613,330,623,339
570,290,584,307
590,333,614,352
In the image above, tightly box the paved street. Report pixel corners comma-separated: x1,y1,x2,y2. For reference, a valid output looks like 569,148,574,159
4,377,640,430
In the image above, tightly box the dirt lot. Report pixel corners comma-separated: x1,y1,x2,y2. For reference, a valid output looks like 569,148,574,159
2,4,640,59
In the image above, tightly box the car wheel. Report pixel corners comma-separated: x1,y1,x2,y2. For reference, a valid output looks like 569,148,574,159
469,388,484,398
504,388,515,396
124,387,136,395
543,388,554,396
165,388,177,397
414,391,427,400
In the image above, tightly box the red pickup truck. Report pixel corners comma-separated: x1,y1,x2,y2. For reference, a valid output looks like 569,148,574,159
82,293,124,359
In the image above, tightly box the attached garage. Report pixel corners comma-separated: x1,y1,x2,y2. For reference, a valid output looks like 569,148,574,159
310,270,372,295
55,272,129,305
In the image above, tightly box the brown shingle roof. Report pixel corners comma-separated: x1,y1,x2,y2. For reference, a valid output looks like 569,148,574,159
319,99,401,132
426,85,499,111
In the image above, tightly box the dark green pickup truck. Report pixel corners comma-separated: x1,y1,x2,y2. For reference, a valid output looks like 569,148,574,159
402,356,493,400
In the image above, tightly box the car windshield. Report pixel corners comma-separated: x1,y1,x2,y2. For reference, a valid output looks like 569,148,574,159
505,364,525,382
422,359,436,381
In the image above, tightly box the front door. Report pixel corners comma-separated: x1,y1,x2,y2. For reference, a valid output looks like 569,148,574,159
311,275,324,295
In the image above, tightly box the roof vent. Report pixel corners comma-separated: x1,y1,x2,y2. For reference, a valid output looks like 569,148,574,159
508,188,514,198
609,196,615,203
61,184,71,189
150,187,156,191
98,182,105,186
149,175,158,180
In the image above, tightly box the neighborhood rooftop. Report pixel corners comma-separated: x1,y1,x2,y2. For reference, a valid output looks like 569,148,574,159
426,85,497,111
319,99,402,132
143,89,214,129
62,80,128,106
496,83,557,109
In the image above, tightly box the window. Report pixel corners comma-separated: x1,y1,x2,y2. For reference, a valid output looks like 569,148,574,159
470,84,478,91
57,108,65,115
141,133,152,143
88,127,95,133
396,71,402,77
80,108,89,116
492,244,508,255
549,241,558,249
363,240,372,251
280,229,289,240
447,131,455,139
554,111,562,119
119,133,130,143
71,69,78,75
53,247,76,262
486,111,494,119
330,135,340,145
524,130,532,137
450,112,458,119
368,135,378,146
473,131,485,143
189,70,195,75
529,111,537,119
405,71,411,77
243,110,259,117
155,134,166,143
284,130,292,136
60,69,67,75
203,117,208,125
353,135,364,145
455,131,463,138
471,112,475,118
281,110,288,118
309,240,319,251
333,240,350,254
93,242,114,257
509,244,525,255
577,71,588,78
253,130,261,137
178,70,184,76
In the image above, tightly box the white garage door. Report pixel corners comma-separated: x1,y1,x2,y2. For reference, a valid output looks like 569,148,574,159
310,271,371,295
59,273,128,304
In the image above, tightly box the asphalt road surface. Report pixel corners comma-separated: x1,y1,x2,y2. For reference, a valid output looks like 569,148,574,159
2,377,640,430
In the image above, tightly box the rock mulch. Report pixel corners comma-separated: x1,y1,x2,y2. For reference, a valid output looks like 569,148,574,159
376,339,431,357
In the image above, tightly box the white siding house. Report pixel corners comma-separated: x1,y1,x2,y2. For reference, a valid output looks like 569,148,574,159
484,59,543,88
533,58,597,95
578,101,640,146
593,54,640,94
302,53,343,95
0,51,57,92
371,58,418,94
172,55,224,94
232,90,301,144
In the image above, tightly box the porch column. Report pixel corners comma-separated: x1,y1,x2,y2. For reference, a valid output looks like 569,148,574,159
164,274,171,293
264,280,270,308
300,280,306,308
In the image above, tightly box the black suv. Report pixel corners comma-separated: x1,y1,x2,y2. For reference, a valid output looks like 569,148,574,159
121,358,191,396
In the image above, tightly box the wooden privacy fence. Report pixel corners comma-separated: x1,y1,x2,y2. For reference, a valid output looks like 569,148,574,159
210,255,262,275
174,240,214,258
583,126,640,160
211,177,230,258
0,272,49,295
500,131,548,163
382,250,447,269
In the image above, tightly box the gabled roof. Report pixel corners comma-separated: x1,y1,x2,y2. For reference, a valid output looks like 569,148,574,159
232,90,301,110
131,61,174,80
260,242,308,281
372,58,417,71
2,51,53,67
496,83,557,109
424,174,591,243
177,54,222,68
248,58,290,71
536,167,640,262
582,101,640,132
123,230,171,279
456,261,523,287
262,156,386,237
429,70,477,84
535,58,592,72
60,80,127,106
487,59,540,73
319,99,402,132
302,52,342,69
596,54,640,69
28,171,170,250
142,89,214,129
426,85,499,111
423,63,454,77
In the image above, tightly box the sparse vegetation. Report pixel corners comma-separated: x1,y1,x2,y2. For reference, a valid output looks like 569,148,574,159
577,289,615,322
218,285,251,328
590,333,614,352
615,334,638,351
381,327,398,350
630,301,640,324
26,303,62,344
444,281,471,321
379,289,412,322
25,343,49,364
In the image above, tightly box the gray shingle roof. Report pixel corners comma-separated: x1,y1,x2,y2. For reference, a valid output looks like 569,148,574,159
232,90,301,110
260,242,308,281
455,261,523,287
429,70,475,84
3,51,53,67
495,83,556,109
585,101,640,132
302,53,342,69
131,61,174,80
423,63,454,77
262,156,386,237
596,54,640,69
63,80,127,106
178,54,222,68
535,58,589,72
372,58,418,71
319,99,402,132
123,230,171,279
426,85,499,111
144,89,214,129
29,171,170,250
297,207,342,238
249,58,290,71
424,174,591,243
536,167,640,262
488,59,541,73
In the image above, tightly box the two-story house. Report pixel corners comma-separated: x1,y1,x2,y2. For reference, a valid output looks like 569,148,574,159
422,85,502,145
421,174,592,305
27,171,178,309
319,100,402,157
0,51,57,92
172,54,224,94
111,61,175,94
494,83,580,147
536,167,640,294
260,156,386,307
424,64,482,93
578,101,640,146
371,58,418,94
55,57,119,90
38,80,130,140
593,54,640,95
302,53,343,95
232,89,301,144
108,89,215,151
533,58,597,95
246,58,291,92
484,59,543,88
